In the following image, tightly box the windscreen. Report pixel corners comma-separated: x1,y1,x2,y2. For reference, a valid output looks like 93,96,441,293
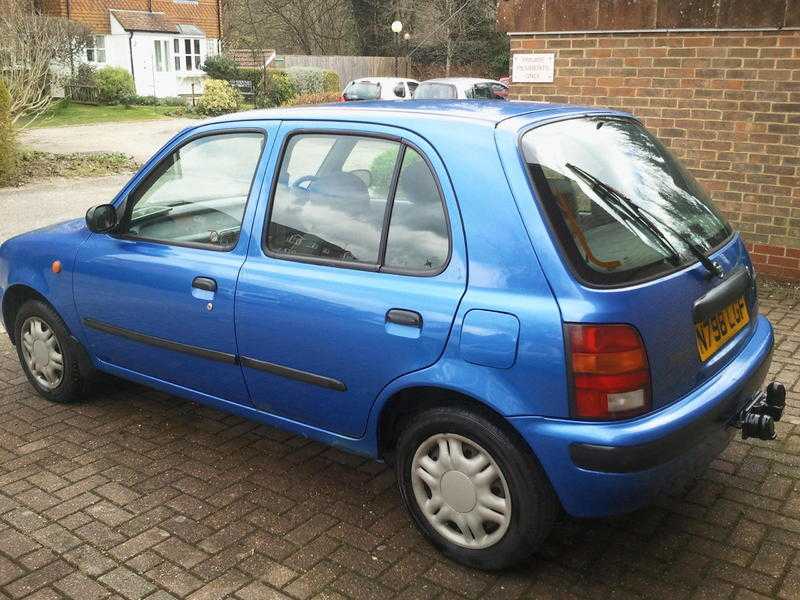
344,81,380,100
414,83,457,99
521,117,732,285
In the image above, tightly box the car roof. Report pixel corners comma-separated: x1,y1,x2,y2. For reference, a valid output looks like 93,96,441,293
350,77,418,84
210,100,630,129
420,78,501,85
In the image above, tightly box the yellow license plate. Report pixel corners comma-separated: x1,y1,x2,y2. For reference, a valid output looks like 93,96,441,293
695,296,750,362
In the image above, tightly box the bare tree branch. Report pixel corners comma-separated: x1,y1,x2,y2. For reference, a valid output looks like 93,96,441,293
0,0,90,125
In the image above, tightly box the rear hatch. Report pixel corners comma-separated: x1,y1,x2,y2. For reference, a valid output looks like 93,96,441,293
519,115,758,411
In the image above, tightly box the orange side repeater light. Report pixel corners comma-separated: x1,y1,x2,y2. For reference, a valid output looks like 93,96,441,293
51,260,62,274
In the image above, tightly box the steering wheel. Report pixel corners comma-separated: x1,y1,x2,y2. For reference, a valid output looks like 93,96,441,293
291,175,319,190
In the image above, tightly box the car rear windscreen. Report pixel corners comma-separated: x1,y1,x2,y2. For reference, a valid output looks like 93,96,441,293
344,82,381,100
414,83,457,99
521,117,732,286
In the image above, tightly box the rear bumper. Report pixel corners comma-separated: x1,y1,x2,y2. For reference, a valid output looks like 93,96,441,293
510,314,774,518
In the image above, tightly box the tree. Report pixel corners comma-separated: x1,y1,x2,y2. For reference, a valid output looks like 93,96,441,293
224,0,358,56
0,0,90,124
411,0,505,76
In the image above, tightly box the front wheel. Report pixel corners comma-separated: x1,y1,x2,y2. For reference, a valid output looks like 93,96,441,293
395,406,558,570
14,300,87,403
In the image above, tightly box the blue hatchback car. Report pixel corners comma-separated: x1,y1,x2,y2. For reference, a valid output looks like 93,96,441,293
0,101,784,569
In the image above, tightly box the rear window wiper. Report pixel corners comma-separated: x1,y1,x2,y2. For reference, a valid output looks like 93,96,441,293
565,163,722,278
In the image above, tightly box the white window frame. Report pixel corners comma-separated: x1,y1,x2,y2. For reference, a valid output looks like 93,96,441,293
173,37,204,73
153,39,171,73
85,35,106,64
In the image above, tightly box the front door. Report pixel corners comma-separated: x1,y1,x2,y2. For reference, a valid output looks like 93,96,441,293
235,123,467,437
148,37,176,97
75,123,273,404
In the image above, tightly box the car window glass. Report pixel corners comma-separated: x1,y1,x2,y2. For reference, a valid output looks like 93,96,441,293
414,83,457,99
469,83,493,99
522,117,731,285
384,148,449,271
267,134,401,264
283,135,336,182
125,132,264,248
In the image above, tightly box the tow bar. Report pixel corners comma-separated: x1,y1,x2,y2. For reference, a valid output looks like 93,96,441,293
733,381,786,440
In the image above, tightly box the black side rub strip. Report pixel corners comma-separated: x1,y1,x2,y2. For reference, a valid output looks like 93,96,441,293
240,357,347,392
84,318,238,364
83,318,347,392
693,267,751,323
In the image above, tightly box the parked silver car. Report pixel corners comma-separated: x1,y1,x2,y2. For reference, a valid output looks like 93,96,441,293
414,77,508,100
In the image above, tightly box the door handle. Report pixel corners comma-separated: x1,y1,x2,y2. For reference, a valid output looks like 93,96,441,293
192,277,217,292
386,309,422,328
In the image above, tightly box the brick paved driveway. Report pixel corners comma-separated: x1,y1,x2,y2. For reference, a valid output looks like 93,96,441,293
0,293,797,600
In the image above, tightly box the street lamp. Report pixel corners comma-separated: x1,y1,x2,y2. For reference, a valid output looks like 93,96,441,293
403,32,411,78
391,20,403,77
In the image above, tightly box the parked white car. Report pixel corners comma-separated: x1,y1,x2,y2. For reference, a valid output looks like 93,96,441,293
414,77,508,100
341,77,419,101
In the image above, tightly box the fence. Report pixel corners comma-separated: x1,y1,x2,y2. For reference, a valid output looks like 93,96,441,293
64,85,100,104
278,55,409,85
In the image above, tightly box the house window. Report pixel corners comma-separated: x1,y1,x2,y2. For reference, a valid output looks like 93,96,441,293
173,38,202,72
86,35,106,63
154,40,171,72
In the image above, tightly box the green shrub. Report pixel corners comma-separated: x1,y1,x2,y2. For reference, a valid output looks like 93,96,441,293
285,66,332,95
0,78,17,186
258,70,297,107
280,91,341,107
202,54,239,80
322,70,340,93
158,96,186,107
127,95,186,106
368,149,398,197
197,79,242,116
95,67,135,104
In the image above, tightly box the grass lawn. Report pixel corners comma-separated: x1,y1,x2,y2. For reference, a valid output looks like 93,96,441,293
23,101,178,129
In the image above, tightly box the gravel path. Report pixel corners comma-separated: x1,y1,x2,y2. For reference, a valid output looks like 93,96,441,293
2,118,200,242
0,174,131,242
19,117,197,162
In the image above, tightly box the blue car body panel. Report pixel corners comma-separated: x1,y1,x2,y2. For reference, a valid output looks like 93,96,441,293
0,219,91,342
0,100,775,519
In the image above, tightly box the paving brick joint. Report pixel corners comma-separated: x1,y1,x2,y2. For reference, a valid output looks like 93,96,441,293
0,293,797,599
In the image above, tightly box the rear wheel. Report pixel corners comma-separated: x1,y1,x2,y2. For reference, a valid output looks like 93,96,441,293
395,406,558,570
14,300,87,403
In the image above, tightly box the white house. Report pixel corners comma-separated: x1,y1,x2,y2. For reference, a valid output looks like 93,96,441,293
42,1,222,99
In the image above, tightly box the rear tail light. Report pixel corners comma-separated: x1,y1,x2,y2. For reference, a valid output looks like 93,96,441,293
566,324,651,420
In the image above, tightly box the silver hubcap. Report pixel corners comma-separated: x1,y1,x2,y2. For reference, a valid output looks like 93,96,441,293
411,433,511,549
20,317,64,390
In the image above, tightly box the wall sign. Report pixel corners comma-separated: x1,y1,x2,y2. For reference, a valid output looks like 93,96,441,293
512,53,555,83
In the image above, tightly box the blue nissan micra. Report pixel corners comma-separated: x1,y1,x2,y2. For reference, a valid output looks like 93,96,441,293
0,101,784,569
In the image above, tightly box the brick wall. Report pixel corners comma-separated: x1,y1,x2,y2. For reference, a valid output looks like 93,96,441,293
510,31,800,280
45,0,220,37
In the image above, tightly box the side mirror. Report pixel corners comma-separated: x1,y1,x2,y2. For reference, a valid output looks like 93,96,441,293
85,204,118,233
393,84,406,98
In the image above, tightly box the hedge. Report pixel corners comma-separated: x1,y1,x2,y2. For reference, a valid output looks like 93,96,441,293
281,91,341,107
259,70,297,107
0,78,17,186
285,67,340,95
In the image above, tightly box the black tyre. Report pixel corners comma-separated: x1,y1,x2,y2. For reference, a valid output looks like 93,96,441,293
14,300,88,403
395,406,558,570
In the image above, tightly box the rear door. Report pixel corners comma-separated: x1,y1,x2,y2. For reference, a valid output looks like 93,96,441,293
235,121,467,437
